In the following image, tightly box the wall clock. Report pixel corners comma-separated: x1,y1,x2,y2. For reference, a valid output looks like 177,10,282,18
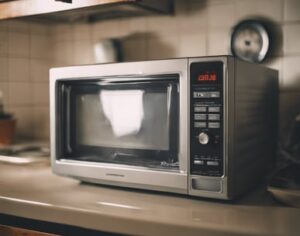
231,20,270,63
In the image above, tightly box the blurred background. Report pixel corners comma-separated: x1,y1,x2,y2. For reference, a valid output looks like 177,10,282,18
0,0,299,146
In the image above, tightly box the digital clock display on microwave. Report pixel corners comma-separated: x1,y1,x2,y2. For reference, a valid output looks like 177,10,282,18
197,72,217,82
191,62,222,85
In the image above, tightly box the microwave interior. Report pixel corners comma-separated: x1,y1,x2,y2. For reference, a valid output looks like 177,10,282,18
56,75,180,171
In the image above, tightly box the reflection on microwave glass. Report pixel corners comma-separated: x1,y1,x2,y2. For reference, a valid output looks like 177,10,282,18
76,88,170,151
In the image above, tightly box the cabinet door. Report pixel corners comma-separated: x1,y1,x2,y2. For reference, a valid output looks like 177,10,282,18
0,224,56,236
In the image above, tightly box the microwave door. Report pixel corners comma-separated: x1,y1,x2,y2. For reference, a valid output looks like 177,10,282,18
57,76,179,171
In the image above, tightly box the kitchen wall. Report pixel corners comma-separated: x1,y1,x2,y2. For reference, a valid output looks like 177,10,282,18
0,20,50,140
1,0,300,143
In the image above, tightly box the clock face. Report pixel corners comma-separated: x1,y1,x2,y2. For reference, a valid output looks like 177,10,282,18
231,21,270,63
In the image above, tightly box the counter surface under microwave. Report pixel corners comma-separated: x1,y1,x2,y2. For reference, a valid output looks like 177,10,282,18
50,56,278,200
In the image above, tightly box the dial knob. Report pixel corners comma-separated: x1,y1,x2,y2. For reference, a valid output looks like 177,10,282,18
198,132,210,145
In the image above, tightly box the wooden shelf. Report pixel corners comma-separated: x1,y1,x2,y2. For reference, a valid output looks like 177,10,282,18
0,0,173,22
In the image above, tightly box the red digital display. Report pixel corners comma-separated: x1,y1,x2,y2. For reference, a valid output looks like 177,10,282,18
198,72,217,82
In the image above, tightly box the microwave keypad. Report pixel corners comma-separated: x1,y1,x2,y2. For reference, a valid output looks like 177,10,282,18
208,122,221,129
194,122,206,128
194,114,207,120
194,106,206,112
193,91,220,98
191,102,223,177
208,106,220,113
190,61,224,177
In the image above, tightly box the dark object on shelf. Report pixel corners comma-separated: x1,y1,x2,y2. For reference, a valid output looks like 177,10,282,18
268,115,300,207
0,91,15,146
0,119,16,146
268,165,300,207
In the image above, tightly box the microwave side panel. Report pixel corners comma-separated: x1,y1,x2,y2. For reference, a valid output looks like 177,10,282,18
231,59,278,198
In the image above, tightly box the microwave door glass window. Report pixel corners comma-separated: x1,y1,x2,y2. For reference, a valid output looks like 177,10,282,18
101,90,145,138
58,76,179,171
77,90,169,151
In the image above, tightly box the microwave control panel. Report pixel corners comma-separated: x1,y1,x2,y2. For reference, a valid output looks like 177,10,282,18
190,61,224,177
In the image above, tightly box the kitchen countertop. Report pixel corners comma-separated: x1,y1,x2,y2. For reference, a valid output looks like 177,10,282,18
0,162,299,236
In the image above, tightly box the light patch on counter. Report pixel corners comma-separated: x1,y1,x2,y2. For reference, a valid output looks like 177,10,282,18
0,196,52,207
96,201,143,210
0,155,48,165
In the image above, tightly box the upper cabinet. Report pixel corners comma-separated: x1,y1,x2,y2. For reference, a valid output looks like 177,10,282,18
0,0,173,22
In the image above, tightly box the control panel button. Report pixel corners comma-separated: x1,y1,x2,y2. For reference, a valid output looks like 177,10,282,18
208,114,220,121
211,91,220,98
193,92,207,98
193,91,220,98
198,132,209,145
208,106,220,113
207,161,219,166
208,122,220,128
194,160,204,165
194,122,206,128
194,106,206,112
194,114,207,120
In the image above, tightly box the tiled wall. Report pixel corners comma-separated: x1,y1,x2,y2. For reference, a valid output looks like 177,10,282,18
1,0,300,142
0,20,50,140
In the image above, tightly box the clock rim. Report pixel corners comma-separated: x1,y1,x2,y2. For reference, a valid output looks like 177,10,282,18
230,20,270,63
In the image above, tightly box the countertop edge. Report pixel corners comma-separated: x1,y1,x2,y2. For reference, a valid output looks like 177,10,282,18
0,197,260,236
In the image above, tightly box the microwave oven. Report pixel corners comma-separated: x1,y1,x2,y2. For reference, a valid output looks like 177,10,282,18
50,56,278,200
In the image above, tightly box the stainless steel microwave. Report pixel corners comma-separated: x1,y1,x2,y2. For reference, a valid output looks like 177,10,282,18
50,56,278,200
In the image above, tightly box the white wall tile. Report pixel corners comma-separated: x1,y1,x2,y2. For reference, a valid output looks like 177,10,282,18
147,36,179,60
282,56,300,91
283,23,300,55
146,15,179,37
235,0,283,23
52,41,74,65
73,23,91,41
0,57,8,82
30,22,50,35
8,32,30,58
92,20,121,41
30,34,50,59
73,39,94,65
207,2,235,28
119,17,147,37
284,0,300,22
122,38,147,61
8,58,30,82
52,23,73,42
33,106,50,140
30,59,50,82
8,20,30,33
178,33,206,57
32,83,49,106
8,82,32,106
0,20,8,32
207,27,231,55
8,106,34,139
0,32,8,56
179,1,207,34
